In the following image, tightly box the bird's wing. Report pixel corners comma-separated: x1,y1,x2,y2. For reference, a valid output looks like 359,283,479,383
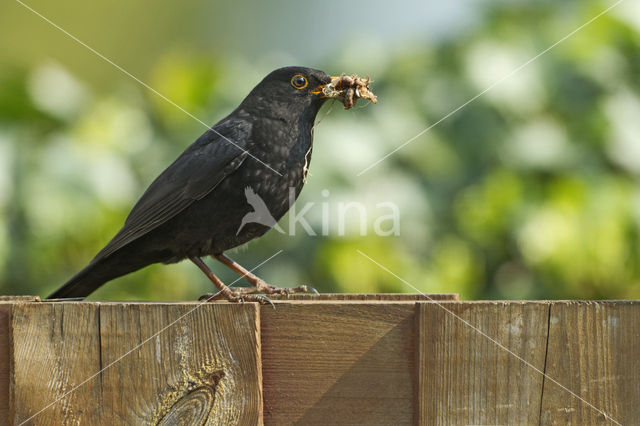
92,119,252,262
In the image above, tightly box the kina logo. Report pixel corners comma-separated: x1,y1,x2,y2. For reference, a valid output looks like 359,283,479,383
236,187,284,235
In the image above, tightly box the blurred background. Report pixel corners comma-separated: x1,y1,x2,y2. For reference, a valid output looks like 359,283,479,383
1,0,639,300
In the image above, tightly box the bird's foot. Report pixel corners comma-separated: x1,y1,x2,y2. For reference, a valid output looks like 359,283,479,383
233,280,319,297
210,253,318,298
212,253,319,296
191,255,274,307
198,289,274,308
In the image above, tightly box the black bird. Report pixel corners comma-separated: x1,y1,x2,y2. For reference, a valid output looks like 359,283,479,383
49,66,343,303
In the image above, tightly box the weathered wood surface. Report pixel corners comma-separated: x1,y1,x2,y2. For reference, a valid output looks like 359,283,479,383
267,293,458,301
418,301,549,425
261,293,457,424
2,296,639,425
0,303,13,422
0,296,39,422
540,301,640,425
417,301,639,426
261,293,458,425
262,303,417,425
10,303,261,425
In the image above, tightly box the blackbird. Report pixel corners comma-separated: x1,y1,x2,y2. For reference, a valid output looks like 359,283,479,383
49,66,362,303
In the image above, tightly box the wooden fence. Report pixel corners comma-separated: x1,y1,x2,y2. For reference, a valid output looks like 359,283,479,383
1,294,638,425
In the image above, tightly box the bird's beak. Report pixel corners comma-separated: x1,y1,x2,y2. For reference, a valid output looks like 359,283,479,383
311,76,341,98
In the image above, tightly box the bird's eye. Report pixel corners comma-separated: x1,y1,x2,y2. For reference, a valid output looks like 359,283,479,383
291,74,308,90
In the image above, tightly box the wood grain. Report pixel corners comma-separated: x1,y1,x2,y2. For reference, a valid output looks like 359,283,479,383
0,302,15,422
11,302,262,425
261,302,416,425
4,297,640,425
417,301,550,425
100,303,262,425
540,301,640,425
12,302,102,424
266,293,458,301
0,297,42,421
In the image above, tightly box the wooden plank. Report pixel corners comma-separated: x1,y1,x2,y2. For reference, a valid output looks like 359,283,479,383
1,297,41,422
11,302,102,424
261,302,415,425
267,293,458,301
6,296,640,425
417,301,550,425
11,302,262,425
0,303,15,422
99,303,262,425
540,301,640,425
0,296,40,302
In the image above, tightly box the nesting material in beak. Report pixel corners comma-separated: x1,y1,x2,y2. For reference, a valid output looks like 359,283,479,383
319,74,378,110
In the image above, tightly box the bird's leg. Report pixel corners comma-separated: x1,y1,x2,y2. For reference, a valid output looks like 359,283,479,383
189,256,273,305
212,253,317,296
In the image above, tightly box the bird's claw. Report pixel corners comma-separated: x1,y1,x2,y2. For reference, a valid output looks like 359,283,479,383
198,280,316,307
198,290,275,308
199,292,222,302
254,283,317,298
256,295,276,309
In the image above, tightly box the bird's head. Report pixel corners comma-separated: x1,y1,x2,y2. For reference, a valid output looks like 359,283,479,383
240,66,336,119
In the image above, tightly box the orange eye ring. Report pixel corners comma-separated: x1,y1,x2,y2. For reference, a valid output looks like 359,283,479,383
291,74,308,90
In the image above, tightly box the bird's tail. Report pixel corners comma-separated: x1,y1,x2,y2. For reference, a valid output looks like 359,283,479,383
48,253,149,299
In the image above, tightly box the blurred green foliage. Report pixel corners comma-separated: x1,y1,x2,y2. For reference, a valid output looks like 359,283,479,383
1,1,640,300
